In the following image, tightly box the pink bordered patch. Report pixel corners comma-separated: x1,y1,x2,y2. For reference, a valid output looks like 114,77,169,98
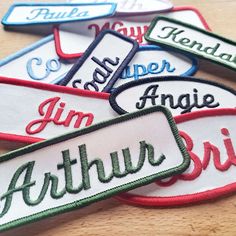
54,6,211,59
0,77,116,144
116,108,236,206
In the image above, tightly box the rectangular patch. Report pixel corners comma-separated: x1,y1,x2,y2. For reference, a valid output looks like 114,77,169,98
54,6,210,59
116,108,236,206
145,16,236,71
2,3,117,26
69,0,173,15
0,35,73,84
0,105,190,232
0,77,115,143
60,30,138,92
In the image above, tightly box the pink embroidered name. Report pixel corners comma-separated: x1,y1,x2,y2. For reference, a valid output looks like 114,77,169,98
156,128,236,186
26,97,94,135
88,21,148,44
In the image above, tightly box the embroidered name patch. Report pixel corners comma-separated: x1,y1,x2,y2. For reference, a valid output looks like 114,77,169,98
116,108,236,206
1,3,117,26
60,30,138,92
113,45,198,88
54,6,210,59
0,35,73,84
0,77,117,143
69,0,173,15
0,106,190,231
145,16,236,71
110,76,236,116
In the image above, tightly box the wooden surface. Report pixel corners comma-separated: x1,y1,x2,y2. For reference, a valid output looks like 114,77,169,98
0,0,236,235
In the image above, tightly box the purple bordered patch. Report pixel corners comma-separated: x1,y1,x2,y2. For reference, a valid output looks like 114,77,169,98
0,106,190,231
116,108,236,206
0,77,117,143
110,76,236,116
59,29,138,93
113,45,198,88
54,6,210,59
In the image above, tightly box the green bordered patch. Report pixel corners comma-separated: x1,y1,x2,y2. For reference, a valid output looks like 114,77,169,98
145,16,236,71
0,105,190,231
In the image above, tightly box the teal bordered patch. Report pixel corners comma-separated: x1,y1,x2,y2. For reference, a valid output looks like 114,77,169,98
145,16,236,71
0,106,190,232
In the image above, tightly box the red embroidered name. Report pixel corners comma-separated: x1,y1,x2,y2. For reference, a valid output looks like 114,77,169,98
88,21,148,44
156,128,236,186
26,97,94,135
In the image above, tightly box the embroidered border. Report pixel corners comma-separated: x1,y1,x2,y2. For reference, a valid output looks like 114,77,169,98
145,16,236,71
2,3,117,26
116,108,236,206
0,77,109,144
53,6,211,59
109,76,236,114
0,105,190,231
116,45,199,84
59,29,139,93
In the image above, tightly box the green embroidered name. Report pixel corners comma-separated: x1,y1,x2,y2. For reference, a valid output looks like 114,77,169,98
0,106,190,232
157,26,236,64
0,141,164,218
145,16,236,71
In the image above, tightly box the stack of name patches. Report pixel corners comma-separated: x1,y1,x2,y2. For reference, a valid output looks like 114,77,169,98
0,0,235,232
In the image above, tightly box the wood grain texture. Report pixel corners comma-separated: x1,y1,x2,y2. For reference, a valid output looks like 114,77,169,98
0,0,235,235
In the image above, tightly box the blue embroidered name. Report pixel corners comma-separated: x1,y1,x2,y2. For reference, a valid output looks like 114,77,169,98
121,60,176,80
26,8,89,21
26,57,61,80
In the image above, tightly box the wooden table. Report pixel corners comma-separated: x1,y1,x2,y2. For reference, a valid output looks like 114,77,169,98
0,0,235,235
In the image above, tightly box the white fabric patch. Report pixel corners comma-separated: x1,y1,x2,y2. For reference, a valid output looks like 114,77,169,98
0,35,73,84
60,30,138,92
110,77,236,116
146,17,236,71
0,78,116,142
68,0,173,15
113,46,198,88
0,106,189,231
120,109,236,205
55,7,209,58
2,3,116,25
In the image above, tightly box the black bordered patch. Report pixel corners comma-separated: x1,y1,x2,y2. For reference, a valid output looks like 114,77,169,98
116,108,236,206
59,29,139,92
109,76,236,115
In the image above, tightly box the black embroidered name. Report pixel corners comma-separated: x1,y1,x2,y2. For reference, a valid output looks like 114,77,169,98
0,141,165,218
157,26,236,64
136,85,220,114
73,56,120,91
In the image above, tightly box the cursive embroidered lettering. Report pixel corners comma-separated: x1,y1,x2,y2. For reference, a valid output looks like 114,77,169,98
121,60,175,80
88,21,148,44
73,56,120,91
156,128,236,187
27,57,61,81
26,8,89,21
0,141,165,217
157,26,236,64
26,97,94,134
136,85,220,113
